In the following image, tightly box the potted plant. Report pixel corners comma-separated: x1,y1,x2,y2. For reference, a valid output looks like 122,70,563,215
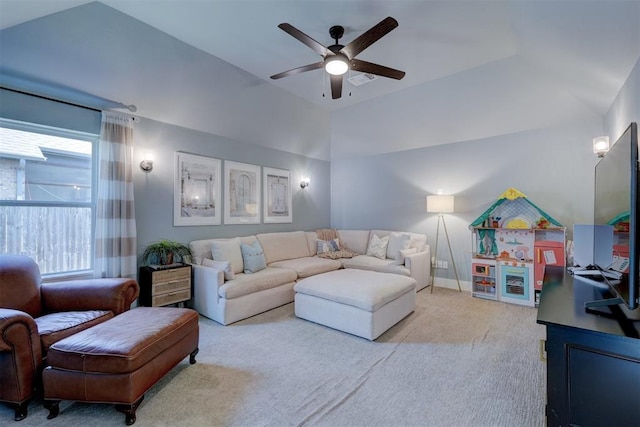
140,240,192,266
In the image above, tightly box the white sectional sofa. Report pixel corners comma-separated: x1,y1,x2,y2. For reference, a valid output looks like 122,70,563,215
189,230,430,325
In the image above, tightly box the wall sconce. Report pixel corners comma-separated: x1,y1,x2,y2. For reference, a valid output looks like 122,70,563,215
593,136,610,158
140,158,154,172
300,177,310,189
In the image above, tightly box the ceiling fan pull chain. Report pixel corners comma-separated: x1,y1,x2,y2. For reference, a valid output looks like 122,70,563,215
348,69,352,97
322,66,326,97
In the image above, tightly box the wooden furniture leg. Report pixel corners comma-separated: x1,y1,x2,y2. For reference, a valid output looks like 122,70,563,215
115,395,144,426
189,348,199,364
44,399,60,420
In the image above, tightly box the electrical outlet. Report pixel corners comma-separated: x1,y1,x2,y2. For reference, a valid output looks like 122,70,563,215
435,260,449,269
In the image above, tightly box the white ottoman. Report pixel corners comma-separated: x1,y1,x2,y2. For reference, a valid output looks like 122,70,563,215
294,269,416,340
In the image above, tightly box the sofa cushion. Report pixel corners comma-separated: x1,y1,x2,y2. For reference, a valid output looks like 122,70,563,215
36,310,115,353
257,231,311,264
211,237,245,274
396,247,418,265
305,231,318,256
366,234,389,259
387,232,411,260
337,230,371,254
190,235,256,265
269,256,342,278
202,258,235,281
342,255,411,276
241,240,267,273
408,233,427,252
370,230,427,254
219,267,297,299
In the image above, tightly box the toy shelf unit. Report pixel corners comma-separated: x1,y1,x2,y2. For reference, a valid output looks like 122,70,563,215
472,260,497,300
470,188,566,307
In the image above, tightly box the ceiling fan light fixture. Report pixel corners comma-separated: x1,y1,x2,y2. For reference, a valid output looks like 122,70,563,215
325,55,348,75
273,18,404,99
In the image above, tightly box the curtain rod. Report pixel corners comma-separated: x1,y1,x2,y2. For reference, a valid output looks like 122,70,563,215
0,86,137,113
1,86,100,112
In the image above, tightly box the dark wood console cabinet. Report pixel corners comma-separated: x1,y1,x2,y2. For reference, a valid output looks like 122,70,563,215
537,266,640,427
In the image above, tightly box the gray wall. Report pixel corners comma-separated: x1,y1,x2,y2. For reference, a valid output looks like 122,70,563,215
330,119,602,284
0,89,331,261
605,57,640,142
3,58,639,283
134,118,331,254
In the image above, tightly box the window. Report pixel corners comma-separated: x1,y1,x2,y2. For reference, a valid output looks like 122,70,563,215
0,119,98,276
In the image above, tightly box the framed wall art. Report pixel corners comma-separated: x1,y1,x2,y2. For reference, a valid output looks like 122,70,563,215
263,167,292,223
174,152,222,226
224,161,261,224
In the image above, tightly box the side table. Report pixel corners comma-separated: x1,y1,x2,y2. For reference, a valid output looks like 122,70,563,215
139,263,192,307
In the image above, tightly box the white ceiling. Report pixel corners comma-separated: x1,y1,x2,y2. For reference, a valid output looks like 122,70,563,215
1,0,639,158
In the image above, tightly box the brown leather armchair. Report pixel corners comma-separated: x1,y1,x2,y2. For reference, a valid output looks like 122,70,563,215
0,254,139,421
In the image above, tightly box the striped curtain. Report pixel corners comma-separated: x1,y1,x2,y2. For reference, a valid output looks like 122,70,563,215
94,111,137,278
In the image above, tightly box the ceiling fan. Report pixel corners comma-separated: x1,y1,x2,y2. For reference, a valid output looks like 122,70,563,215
270,17,406,100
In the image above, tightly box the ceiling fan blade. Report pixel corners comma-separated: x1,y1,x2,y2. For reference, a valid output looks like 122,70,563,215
270,62,324,79
278,23,331,57
350,59,405,80
330,74,343,99
340,17,398,59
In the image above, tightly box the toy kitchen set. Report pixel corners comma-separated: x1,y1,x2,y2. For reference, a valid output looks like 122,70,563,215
470,188,566,307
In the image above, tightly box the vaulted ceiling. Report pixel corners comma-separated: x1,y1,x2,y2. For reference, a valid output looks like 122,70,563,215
1,0,639,159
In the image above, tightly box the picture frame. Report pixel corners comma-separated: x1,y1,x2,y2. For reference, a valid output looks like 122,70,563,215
174,152,222,226
224,161,261,224
263,167,292,223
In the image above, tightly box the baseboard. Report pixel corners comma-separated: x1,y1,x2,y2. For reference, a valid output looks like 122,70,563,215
432,278,472,292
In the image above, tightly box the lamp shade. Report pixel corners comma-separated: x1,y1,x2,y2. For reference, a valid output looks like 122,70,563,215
426,195,454,213
593,136,610,157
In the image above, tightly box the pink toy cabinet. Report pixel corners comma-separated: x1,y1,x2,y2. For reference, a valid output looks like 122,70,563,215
534,237,566,305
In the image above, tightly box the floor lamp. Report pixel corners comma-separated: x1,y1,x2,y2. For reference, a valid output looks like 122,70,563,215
426,193,462,293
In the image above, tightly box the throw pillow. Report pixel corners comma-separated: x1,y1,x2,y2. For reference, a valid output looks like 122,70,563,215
387,232,411,260
202,258,235,281
211,237,243,274
316,238,340,254
240,240,267,274
366,234,389,260
395,247,418,265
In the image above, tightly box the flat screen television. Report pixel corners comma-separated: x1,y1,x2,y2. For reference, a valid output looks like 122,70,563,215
591,121,639,321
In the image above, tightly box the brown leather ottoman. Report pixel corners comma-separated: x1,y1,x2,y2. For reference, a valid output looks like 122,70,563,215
42,307,199,425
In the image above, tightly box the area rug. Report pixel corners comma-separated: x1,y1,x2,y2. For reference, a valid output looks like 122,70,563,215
1,288,546,426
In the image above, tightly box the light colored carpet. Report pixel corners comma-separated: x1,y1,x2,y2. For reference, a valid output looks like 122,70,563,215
1,288,546,426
